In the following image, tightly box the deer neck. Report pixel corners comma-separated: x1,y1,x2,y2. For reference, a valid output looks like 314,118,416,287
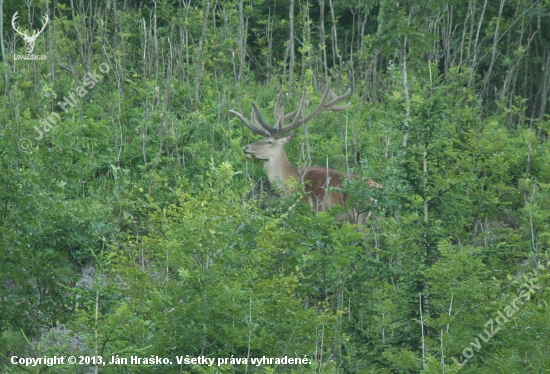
264,149,299,194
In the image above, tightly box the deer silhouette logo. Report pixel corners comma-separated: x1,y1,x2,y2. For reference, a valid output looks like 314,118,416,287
12,11,49,54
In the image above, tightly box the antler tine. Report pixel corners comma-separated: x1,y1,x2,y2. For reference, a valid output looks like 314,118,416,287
273,86,308,136
325,87,351,110
297,80,333,126
282,109,299,122
251,102,277,134
11,12,26,37
229,109,271,137
36,14,49,35
274,90,285,130
274,89,301,130
300,79,351,125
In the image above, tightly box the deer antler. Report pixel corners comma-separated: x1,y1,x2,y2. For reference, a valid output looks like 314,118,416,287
230,79,351,138
11,12,48,37
11,12,27,38
34,14,49,37
229,106,272,136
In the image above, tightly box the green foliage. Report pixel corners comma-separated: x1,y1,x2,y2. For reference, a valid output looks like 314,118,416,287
2,0,550,373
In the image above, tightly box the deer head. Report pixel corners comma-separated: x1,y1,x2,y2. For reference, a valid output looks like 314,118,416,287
231,80,381,223
230,78,350,170
12,11,49,54
230,79,354,196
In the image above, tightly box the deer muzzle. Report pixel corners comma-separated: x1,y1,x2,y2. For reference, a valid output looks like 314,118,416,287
242,145,254,158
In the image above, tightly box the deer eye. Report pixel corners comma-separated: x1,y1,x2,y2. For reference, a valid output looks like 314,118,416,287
267,141,273,144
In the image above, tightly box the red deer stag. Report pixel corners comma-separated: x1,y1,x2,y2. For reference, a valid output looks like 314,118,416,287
230,80,381,223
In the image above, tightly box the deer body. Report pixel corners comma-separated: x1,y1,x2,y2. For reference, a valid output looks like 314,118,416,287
232,80,380,223
243,135,345,207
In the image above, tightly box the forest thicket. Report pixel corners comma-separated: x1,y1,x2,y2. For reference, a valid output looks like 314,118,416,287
1,0,550,373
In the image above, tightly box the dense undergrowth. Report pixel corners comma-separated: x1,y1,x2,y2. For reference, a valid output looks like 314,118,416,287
1,0,550,372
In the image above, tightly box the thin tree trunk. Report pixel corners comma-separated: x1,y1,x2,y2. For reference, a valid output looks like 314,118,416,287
194,0,211,104
318,0,328,80
0,0,6,64
328,0,342,80
153,0,159,81
237,0,245,83
419,293,426,370
401,36,411,147
468,0,488,88
0,0,9,104
266,9,274,77
480,0,505,99
289,0,295,85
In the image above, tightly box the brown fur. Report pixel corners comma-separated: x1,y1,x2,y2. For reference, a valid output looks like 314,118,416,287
233,81,381,224
301,167,346,211
299,167,381,222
